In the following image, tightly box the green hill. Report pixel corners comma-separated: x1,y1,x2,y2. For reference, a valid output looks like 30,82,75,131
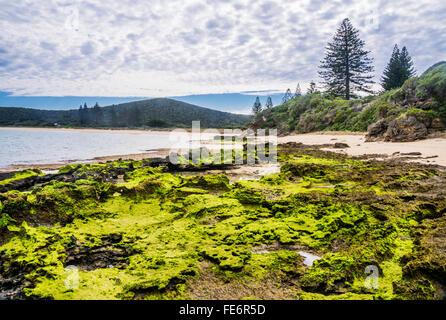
253,62,446,140
0,98,251,129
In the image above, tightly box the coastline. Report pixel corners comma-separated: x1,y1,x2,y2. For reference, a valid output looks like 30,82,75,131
0,126,190,135
2,129,446,171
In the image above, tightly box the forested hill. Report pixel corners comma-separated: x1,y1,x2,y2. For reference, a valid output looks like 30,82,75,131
0,98,251,129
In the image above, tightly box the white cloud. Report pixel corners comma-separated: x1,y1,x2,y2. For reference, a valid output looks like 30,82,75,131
0,0,445,97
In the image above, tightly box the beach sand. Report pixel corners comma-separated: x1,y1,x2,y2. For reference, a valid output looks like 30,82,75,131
278,133,446,167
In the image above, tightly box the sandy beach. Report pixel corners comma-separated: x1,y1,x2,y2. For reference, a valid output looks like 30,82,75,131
278,133,446,167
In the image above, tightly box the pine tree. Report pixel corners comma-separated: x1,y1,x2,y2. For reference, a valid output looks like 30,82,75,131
82,103,90,125
381,45,416,90
282,88,293,103
294,83,302,97
110,105,118,127
265,97,273,109
319,18,374,99
252,96,262,114
399,46,416,83
307,81,319,94
381,44,401,90
127,105,142,127
78,106,83,125
92,102,102,126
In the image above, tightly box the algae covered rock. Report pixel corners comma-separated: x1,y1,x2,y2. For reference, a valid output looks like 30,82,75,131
1,143,446,300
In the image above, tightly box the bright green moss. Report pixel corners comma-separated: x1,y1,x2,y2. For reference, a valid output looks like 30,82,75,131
0,169,43,185
0,144,444,300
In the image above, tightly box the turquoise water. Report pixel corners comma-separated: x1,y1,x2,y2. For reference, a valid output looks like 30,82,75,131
0,128,183,169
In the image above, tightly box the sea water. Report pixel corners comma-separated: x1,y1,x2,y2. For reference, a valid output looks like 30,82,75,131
0,128,189,169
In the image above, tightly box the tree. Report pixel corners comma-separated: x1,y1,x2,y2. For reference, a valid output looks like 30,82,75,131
294,83,302,97
110,105,118,127
252,96,262,114
381,44,401,90
265,96,273,109
127,105,142,127
282,88,293,103
92,102,103,126
319,18,374,99
307,81,319,94
381,45,416,91
399,46,416,83
82,103,90,125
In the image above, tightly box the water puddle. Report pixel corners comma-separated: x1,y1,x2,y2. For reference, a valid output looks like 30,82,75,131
296,251,322,266
41,169,59,175
251,246,322,266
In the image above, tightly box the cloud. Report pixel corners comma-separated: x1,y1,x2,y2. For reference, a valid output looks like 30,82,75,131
80,41,96,56
0,0,445,97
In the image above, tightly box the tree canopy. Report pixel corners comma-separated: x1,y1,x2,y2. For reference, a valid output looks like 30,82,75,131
319,18,374,99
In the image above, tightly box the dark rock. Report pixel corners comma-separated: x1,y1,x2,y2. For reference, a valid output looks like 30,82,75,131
365,120,389,142
431,118,445,130
400,152,422,156
333,142,350,149
383,116,428,142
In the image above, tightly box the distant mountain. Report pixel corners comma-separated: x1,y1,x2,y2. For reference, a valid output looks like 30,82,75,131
0,98,251,129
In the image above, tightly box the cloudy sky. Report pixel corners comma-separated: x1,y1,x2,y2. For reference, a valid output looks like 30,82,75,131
0,0,445,112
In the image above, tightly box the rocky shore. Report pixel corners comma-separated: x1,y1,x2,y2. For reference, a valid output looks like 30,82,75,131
0,143,445,300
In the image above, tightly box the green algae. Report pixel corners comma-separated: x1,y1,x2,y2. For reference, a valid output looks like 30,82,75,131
0,169,43,185
1,143,445,300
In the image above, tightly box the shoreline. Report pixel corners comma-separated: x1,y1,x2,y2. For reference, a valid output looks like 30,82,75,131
2,130,446,171
0,126,244,135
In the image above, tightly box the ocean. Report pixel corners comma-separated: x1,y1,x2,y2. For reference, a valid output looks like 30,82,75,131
0,128,189,169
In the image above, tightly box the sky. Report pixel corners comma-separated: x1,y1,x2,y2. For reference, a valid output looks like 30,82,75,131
0,0,445,114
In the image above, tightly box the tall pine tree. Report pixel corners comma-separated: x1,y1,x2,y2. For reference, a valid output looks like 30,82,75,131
319,18,374,99
265,96,273,109
399,46,416,83
381,45,416,90
252,96,262,114
294,83,302,97
282,88,293,103
381,44,401,90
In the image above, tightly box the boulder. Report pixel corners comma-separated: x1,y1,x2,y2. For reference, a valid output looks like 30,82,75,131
431,117,445,130
383,116,428,142
333,142,350,149
365,120,388,142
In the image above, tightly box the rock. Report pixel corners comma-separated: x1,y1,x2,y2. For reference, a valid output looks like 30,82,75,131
383,116,428,142
333,142,350,149
365,120,388,142
400,152,422,156
431,118,445,130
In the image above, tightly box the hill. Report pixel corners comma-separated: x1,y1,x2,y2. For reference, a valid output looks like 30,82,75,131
0,98,251,129
253,62,446,141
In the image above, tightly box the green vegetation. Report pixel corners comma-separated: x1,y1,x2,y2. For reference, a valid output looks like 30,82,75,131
381,45,416,90
0,98,250,129
319,18,374,99
255,62,446,134
0,169,43,186
0,143,444,300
